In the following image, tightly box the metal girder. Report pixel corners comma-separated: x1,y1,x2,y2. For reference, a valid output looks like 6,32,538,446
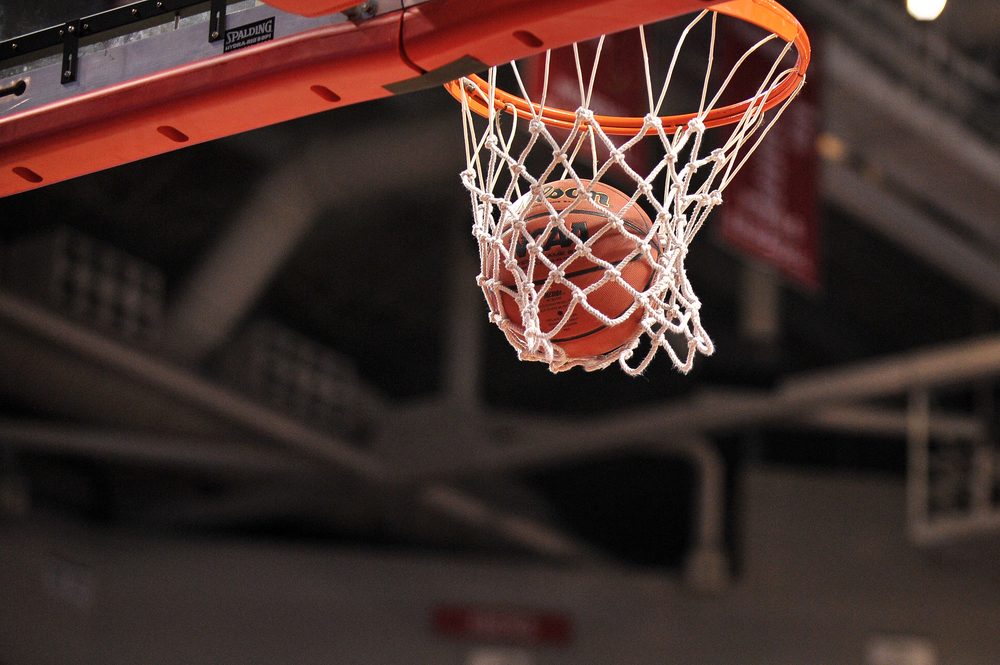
420,484,591,561
0,290,595,562
162,115,465,365
791,405,984,441
824,37,1000,257
384,334,1000,479
0,289,389,479
0,420,320,476
822,161,1000,309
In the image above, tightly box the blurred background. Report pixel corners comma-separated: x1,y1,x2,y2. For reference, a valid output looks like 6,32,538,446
1,0,1000,663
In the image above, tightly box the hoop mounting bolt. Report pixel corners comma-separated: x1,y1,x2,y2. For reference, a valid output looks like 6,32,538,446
344,1,378,22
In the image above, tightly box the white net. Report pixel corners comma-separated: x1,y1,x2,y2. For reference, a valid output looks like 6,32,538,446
456,10,806,374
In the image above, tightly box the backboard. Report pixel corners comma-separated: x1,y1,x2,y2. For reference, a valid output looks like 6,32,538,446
0,0,737,198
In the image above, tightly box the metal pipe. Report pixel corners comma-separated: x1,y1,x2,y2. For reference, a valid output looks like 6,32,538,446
792,404,985,440
823,37,1000,252
906,389,932,544
420,483,592,560
0,420,320,476
442,208,484,410
666,434,730,593
162,116,466,365
778,335,1000,405
398,334,1000,479
0,290,390,480
823,162,1000,309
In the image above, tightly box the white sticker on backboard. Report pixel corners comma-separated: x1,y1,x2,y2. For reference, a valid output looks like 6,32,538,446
466,648,533,665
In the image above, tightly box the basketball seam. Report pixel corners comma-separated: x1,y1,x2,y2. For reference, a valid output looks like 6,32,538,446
550,265,657,345
529,254,648,287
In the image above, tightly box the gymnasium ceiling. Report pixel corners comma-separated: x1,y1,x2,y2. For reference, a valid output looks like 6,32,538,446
1,0,1000,578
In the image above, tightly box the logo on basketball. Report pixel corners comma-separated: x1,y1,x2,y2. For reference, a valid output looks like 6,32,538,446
514,222,590,260
538,184,611,208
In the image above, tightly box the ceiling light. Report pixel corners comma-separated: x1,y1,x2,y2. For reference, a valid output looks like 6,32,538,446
907,0,947,20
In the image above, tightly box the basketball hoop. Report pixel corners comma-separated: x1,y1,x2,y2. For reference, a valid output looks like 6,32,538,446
447,0,810,374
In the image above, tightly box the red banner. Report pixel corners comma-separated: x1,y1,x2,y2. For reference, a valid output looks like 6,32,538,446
716,23,821,290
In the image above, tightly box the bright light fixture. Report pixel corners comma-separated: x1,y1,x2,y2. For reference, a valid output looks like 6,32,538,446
907,0,947,20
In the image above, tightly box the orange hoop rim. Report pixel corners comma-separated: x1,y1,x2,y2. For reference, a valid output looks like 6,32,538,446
444,0,810,136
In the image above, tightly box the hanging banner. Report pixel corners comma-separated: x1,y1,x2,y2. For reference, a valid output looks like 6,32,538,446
716,21,821,290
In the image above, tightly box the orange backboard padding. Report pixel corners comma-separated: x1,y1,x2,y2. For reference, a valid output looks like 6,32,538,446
0,0,781,198
261,0,364,19
0,14,417,197
400,0,733,73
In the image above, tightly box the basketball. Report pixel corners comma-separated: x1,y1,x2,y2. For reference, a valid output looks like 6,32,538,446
494,179,659,359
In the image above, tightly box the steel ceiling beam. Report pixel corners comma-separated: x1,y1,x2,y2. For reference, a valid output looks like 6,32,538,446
0,289,389,479
391,333,1000,479
162,115,465,365
824,37,1000,256
822,160,1000,309
791,405,984,441
0,420,320,476
0,290,597,562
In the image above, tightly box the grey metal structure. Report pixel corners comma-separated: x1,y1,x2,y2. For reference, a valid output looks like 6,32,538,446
2,0,1000,662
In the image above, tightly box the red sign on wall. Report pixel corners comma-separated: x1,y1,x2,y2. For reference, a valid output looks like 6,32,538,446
432,604,572,646
716,24,821,290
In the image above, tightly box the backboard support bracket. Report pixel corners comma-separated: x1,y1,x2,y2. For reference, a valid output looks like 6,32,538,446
209,0,228,42
60,21,81,85
1,1,226,64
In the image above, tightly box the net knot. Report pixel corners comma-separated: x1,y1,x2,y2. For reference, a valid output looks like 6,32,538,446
687,117,706,133
510,163,529,179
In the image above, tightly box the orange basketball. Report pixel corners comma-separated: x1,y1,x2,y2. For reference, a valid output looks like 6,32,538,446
495,179,658,359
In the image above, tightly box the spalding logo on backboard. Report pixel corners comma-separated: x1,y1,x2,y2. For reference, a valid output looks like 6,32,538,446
224,17,276,53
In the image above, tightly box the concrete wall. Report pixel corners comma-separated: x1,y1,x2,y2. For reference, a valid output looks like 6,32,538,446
1,468,997,665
